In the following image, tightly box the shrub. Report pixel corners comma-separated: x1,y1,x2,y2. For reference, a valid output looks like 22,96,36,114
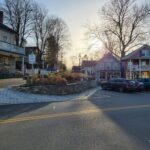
30,72,89,85
31,74,67,85
62,72,88,83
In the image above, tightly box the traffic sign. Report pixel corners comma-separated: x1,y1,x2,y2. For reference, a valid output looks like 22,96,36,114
29,53,36,64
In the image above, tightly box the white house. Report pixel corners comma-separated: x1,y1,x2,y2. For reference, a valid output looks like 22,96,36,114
82,60,97,76
96,53,121,80
0,11,25,74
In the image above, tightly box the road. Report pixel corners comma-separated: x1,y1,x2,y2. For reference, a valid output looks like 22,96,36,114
0,89,150,150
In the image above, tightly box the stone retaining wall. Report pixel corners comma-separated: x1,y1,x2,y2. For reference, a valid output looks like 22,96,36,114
13,80,97,95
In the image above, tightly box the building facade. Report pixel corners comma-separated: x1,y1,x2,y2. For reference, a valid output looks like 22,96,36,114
72,66,82,73
122,45,150,79
0,11,25,74
82,60,97,76
96,53,121,80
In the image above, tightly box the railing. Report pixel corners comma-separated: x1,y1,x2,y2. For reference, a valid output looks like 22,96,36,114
96,65,120,71
128,65,150,71
0,41,25,55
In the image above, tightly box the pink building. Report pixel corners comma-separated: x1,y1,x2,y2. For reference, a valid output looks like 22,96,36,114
122,45,150,79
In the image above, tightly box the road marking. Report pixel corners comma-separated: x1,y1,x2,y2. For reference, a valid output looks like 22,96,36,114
1,104,150,124
74,87,101,100
84,88,101,99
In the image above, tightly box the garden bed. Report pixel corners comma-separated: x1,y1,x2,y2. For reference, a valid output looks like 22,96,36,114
12,72,97,95
13,80,97,95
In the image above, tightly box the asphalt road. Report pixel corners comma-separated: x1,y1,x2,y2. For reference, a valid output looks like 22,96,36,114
0,90,150,150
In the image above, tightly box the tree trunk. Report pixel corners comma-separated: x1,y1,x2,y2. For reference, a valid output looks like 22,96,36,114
120,50,126,78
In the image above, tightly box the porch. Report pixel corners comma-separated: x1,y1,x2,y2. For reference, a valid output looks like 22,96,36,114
127,59,150,79
0,41,25,75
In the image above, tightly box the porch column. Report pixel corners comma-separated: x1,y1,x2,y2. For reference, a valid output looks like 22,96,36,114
139,59,142,78
22,57,25,76
99,71,101,79
129,59,132,79
105,71,107,80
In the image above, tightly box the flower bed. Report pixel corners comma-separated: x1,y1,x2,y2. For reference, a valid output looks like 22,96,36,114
27,72,88,86
12,72,97,95
14,80,97,95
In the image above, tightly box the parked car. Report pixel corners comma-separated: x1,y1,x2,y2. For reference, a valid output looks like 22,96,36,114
131,80,144,92
137,78,150,90
101,78,136,92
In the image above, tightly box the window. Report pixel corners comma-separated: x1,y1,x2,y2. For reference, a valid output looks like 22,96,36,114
141,50,150,57
141,61,146,66
3,36,7,42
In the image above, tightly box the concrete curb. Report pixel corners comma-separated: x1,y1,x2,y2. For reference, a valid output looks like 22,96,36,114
0,87,100,106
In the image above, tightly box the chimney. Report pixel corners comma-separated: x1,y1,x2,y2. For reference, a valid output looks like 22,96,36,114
0,11,3,24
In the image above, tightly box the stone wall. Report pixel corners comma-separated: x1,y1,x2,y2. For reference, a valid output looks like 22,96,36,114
13,80,97,95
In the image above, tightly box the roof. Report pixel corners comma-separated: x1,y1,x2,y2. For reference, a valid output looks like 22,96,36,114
122,44,150,60
72,66,81,72
82,60,97,67
98,52,119,63
0,23,16,34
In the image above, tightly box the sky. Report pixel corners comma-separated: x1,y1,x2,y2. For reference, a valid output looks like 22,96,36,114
34,0,106,67
0,0,145,68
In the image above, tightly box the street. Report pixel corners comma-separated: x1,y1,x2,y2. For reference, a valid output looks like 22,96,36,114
0,89,150,150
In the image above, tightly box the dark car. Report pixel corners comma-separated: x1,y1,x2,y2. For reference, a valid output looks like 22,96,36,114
137,78,150,90
131,80,144,92
101,78,136,92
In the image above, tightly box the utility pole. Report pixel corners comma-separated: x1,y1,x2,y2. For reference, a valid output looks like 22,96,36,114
79,53,81,66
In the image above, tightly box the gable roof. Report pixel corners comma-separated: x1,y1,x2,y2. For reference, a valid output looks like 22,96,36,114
122,44,150,60
0,23,16,34
98,52,119,63
82,60,97,67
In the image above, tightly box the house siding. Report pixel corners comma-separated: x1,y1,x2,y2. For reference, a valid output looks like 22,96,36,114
0,29,15,44
96,53,121,80
122,45,150,79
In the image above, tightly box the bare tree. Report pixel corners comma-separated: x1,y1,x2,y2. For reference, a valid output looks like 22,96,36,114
32,3,50,66
46,16,70,67
48,17,70,60
3,0,33,47
87,0,150,59
32,2,70,68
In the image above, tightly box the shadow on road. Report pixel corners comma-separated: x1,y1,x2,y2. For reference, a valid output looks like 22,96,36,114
0,102,51,119
87,89,150,149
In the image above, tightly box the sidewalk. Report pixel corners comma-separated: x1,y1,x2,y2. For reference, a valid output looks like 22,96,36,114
0,78,25,89
0,87,100,105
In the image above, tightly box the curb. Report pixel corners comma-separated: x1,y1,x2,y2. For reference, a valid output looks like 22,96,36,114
0,87,101,106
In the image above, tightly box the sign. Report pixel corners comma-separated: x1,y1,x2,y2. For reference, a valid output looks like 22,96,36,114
29,53,36,64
